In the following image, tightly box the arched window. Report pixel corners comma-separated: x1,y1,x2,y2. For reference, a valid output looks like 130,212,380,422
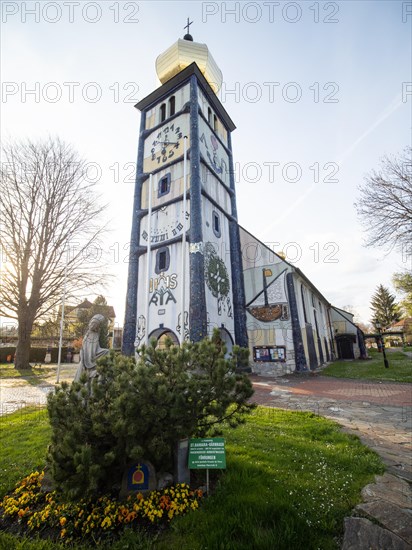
169,96,175,117
208,107,212,124
160,103,166,122
213,114,218,132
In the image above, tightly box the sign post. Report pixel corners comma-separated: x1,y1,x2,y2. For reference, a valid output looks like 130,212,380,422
188,438,226,494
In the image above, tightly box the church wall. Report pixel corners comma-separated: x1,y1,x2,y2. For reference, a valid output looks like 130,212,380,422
200,164,231,213
239,227,295,375
135,241,190,347
141,164,189,211
331,308,361,359
295,278,320,368
202,198,235,340
294,276,333,368
145,83,191,130
197,88,228,146
198,117,231,190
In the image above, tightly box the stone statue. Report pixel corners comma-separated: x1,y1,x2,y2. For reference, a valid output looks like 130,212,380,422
73,314,109,384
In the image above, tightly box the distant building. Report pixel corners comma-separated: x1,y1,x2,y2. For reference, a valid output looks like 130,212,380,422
65,299,116,346
386,318,412,345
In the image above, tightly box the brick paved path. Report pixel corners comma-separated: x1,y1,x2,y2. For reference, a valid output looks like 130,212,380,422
251,374,412,406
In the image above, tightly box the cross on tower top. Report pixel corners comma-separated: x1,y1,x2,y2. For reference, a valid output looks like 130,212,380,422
183,17,193,39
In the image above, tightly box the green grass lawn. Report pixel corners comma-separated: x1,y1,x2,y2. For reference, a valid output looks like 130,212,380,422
0,406,384,550
321,349,411,383
158,408,383,550
0,408,51,499
0,364,56,380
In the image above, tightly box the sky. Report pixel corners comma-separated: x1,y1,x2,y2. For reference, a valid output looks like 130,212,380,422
1,0,411,328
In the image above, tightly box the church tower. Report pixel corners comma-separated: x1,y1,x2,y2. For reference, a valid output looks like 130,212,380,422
122,29,247,354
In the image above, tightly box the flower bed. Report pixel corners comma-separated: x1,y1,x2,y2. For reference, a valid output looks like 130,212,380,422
0,471,203,544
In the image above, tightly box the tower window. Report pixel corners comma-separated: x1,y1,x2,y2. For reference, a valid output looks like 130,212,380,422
169,96,175,117
158,173,171,197
160,103,166,122
158,251,167,271
213,115,218,132
212,211,221,238
155,247,170,274
208,107,212,124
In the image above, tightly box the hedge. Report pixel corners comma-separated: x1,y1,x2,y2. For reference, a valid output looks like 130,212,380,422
0,347,78,364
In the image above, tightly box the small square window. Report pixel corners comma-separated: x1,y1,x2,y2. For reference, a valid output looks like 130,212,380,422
155,247,170,274
158,173,171,197
212,211,221,238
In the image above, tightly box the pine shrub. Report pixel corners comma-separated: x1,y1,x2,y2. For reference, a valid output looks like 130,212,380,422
46,333,254,499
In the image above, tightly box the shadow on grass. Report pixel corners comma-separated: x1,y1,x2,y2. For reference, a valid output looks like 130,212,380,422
6,365,56,388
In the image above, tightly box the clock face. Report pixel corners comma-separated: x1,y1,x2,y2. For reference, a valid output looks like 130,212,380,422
143,114,190,173
140,204,190,245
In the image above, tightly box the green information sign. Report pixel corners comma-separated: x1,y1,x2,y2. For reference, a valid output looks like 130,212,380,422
188,438,226,469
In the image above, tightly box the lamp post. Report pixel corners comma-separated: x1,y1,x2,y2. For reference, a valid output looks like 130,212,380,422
56,245,69,383
376,322,389,368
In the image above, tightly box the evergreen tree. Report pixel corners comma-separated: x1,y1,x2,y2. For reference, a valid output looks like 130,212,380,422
370,284,400,329
47,332,254,499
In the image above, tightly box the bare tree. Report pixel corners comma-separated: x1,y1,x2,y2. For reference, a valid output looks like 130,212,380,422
355,147,412,252
0,138,109,368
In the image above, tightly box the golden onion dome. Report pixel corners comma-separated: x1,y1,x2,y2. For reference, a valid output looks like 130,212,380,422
155,37,223,93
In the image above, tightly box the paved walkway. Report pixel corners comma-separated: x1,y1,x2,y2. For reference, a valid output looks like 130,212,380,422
0,364,78,415
250,372,412,549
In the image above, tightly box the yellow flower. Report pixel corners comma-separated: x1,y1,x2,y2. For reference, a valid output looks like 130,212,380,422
59,516,67,527
101,516,112,529
61,529,67,538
